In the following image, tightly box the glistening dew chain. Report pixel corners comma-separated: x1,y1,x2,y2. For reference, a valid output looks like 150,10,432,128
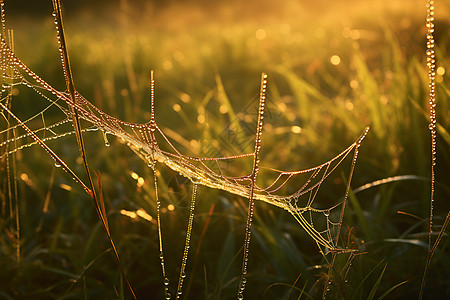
0,2,369,298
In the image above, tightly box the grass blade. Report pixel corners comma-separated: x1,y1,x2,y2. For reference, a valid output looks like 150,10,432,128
376,280,408,300
367,262,387,300
51,1,136,298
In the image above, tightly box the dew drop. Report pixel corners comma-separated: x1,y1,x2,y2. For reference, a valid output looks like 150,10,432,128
102,131,110,147
164,278,170,286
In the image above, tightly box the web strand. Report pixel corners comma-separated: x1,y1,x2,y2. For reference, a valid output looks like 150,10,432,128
1,15,370,298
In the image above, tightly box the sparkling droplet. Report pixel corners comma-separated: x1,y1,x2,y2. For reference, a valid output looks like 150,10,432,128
102,131,110,147
164,278,170,286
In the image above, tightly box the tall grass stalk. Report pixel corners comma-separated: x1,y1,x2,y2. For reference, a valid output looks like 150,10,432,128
51,0,137,298
0,0,449,299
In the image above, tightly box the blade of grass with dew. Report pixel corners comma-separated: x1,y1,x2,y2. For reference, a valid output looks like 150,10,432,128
176,182,198,299
237,73,267,299
420,1,439,298
51,1,136,297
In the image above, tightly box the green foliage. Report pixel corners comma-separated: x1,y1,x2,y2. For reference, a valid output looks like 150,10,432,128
1,0,449,299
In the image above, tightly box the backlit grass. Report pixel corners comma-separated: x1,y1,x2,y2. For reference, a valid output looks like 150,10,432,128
1,0,449,299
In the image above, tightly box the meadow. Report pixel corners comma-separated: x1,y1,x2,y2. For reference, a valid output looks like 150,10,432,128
1,0,449,299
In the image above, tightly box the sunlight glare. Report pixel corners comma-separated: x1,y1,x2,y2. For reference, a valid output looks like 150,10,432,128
330,55,341,65
136,208,153,221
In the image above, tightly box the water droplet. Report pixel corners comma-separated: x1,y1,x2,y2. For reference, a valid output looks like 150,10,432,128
55,161,61,168
164,278,170,286
102,131,110,147
324,210,330,217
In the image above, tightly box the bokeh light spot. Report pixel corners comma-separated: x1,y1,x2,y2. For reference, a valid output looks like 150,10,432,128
197,114,205,124
291,126,302,134
173,103,181,112
219,105,228,114
330,55,341,65
180,93,191,103
256,28,266,40
136,209,153,221
350,80,359,89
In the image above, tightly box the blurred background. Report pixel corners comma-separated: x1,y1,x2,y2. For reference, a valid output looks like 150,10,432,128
1,0,449,299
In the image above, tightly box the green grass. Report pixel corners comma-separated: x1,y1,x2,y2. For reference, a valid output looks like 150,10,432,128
1,0,450,299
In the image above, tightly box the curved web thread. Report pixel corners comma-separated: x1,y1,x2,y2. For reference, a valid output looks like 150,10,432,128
0,16,369,298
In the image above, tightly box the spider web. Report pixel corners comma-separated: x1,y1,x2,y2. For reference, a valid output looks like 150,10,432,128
0,3,369,298
0,37,368,249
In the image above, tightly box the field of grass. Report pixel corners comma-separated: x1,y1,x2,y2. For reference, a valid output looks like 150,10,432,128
1,0,449,299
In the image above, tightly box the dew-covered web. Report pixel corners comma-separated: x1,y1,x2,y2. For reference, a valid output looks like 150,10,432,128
0,2,369,298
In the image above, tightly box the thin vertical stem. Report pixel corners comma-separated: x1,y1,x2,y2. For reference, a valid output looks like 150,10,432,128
237,73,267,300
419,1,437,299
176,183,198,299
51,1,136,298
148,72,171,299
